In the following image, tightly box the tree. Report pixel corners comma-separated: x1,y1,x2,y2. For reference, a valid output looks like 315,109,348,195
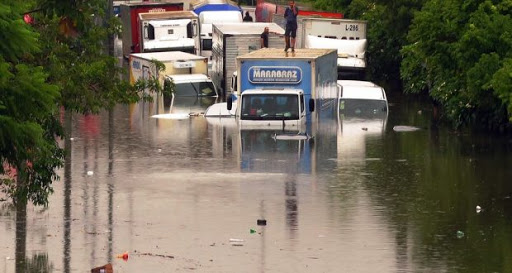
0,0,63,206
33,0,142,114
305,0,425,83
401,0,512,129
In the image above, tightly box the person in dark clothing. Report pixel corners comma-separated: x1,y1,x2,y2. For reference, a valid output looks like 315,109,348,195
243,11,253,22
260,27,269,48
284,0,298,52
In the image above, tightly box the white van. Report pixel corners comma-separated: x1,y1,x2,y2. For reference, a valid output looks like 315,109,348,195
165,74,218,97
337,80,388,118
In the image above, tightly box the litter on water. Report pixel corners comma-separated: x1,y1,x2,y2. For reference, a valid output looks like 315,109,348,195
272,133,311,141
393,125,421,132
151,113,190,120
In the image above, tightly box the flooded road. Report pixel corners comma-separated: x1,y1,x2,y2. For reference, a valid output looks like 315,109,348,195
1,92,512,273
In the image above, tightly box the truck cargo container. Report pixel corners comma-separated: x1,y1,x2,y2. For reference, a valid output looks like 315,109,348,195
198,10,243,62
138,11,201,55
206,48,337,137
301,18,367,79
211,22,284,97
129,51,217,97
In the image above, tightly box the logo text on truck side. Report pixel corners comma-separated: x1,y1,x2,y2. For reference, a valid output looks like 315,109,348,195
248,66,302,84
132,60,141,70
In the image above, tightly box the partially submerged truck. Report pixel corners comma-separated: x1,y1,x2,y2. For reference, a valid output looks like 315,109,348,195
129,51,218,98
210,22,285,97
206,48,338,136
300,18,368,79
138,11,201,55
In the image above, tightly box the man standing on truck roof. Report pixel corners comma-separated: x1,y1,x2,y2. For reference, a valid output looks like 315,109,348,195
260,27,269,48
284,0,298,52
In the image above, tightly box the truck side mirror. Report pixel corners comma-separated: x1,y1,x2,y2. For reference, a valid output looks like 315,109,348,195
227,96,233,111
309,99,315,112
143,24,148,39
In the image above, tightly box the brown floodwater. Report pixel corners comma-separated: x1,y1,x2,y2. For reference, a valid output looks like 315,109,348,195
1,91,512,273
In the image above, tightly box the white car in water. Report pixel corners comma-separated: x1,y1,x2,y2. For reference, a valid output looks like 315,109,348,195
337,80,388,119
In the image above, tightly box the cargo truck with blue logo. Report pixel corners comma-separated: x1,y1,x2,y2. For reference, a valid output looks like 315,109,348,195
208,48,338,135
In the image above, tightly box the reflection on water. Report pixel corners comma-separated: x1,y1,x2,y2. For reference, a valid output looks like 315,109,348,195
1,93,512,272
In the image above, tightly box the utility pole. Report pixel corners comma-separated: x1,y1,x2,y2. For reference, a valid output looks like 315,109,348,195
107,0,115,57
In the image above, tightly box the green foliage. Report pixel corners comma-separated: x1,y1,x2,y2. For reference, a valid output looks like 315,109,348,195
492,58,512,122
401,0,512,129
305,0,349,12
0,1,39,61
132,59,175,101
34,0,141,114
0,1,63,206
304,0,424,83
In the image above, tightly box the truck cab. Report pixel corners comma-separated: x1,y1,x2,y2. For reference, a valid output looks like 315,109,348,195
139,11,200,55
164,74,218,97
228,89,307,130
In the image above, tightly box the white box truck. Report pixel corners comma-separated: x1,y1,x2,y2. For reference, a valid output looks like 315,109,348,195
198,10,243,62
129,51,218,97
206,48,338,137
210,22,285,97
300,18,367,79
138,11,201,55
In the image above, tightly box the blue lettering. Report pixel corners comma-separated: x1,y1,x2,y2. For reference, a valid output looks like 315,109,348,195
132,60,141,70
248,66,302,84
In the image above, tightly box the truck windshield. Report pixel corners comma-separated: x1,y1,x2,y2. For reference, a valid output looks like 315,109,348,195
241,94,299,120
338,99,387,119
174,81,217,97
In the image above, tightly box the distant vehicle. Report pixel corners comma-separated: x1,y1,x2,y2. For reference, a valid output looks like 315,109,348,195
161,92,220,116
197,10,243,62
129,51,211,96
138,11,201,55
302,18,368,80
337,80,388,119
120,2,185,57
255,1,343,23
165,74,218,97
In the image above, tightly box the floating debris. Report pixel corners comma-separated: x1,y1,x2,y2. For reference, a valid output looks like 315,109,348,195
229,238,244,246
87,171,94,176
137,252,174,259
393,125,421,132
476,205,482,213
91,263,113,273
272,133,310,141
257,219,267,226
456,231,465,239
116,252,129,261
151,113,190,120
